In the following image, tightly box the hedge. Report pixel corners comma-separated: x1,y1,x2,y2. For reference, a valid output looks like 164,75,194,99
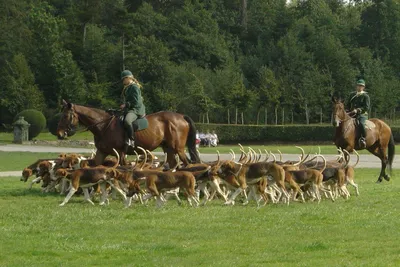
195,123,400,144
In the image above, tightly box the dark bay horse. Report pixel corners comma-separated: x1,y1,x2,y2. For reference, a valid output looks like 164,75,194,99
332,98,395,182
57,100,200,166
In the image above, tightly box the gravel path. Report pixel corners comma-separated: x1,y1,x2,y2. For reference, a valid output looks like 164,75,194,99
0,144,397,177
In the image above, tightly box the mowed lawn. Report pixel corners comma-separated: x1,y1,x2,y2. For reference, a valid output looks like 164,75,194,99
0,169,399,266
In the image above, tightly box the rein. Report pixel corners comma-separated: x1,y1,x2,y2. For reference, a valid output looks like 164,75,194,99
335,112,355,136
73,114,116,136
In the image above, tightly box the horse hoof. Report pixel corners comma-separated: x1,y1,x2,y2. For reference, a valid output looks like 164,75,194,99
384,175,391,181
376,179,382,184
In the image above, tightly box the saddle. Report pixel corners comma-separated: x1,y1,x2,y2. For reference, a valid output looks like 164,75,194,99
106,109,149,131
354,119,376,130
119,115,149,131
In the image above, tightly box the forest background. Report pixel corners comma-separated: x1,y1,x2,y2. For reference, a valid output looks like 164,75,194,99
1,0,400,127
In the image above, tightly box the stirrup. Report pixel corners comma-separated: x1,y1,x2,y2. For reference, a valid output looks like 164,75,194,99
358,138,366,148
125,139,135,147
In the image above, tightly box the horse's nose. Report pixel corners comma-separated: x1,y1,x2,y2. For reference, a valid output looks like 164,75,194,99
57,130,65,140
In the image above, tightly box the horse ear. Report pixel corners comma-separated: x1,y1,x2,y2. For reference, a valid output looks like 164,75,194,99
331,95,337,103
62,99,72,109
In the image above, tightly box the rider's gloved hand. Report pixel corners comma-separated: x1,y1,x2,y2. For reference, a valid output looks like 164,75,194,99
348,109,357,116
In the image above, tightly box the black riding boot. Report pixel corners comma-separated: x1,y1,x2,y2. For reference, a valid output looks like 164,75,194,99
359,124,367,149
125,124,135,147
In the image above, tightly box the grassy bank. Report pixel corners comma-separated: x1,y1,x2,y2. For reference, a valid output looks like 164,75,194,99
0,169,399,266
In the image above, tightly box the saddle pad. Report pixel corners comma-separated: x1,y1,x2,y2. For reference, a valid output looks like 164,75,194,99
132,118,148,131
366,120,376,130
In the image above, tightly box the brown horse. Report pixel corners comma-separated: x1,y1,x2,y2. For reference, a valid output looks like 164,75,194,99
57,100,200,166
332,98,395,182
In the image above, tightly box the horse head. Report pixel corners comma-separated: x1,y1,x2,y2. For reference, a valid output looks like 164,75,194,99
57,99,79,140
331,97,348,127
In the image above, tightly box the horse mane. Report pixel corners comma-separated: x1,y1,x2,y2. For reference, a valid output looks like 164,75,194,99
73,103,110,116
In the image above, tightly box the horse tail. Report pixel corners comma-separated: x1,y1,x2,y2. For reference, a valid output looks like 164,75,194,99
184,115,201,163
388,131,395,175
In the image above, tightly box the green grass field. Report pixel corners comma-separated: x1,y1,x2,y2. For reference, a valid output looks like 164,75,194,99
0,169,399,266
0,152,64,172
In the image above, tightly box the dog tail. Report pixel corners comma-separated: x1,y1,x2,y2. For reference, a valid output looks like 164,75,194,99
184,115,201,163
388,131,395,175
319,155,327,173
112,148,120,168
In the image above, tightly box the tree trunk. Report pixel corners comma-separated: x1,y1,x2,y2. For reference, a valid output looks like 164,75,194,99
227,109,230,124
281,107,285,125
264,107,268,125
241,0,248,33
202,114,205,123
274,106,278,125
320,107,323,124
206,112,210,124
305,103,309,125
122,34,125,70
256,108,261,125
291,110,294,124
83,23,87,47
241,112,244,125
235,107,238,125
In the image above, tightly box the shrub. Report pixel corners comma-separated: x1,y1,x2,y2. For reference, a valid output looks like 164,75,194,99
14,109,46,140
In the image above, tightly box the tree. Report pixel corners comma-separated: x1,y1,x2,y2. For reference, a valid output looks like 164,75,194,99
255,66,280,125
0,53,45,123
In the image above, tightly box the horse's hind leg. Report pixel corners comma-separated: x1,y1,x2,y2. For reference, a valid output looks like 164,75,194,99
177,149,190,166
369,146,388,183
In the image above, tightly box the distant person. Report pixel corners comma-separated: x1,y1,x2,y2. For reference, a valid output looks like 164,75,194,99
205,131,212,147
199,132,206,146
195,130,201,148
210,130,219,147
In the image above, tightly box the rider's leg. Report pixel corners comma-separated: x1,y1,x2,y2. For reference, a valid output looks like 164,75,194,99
358,115,367,148
124,112,138,146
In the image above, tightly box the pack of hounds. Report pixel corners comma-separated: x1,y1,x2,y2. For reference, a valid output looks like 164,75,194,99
20,145,360,208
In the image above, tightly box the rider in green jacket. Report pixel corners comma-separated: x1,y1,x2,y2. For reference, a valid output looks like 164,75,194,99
120,70,146,148
346,79,370,149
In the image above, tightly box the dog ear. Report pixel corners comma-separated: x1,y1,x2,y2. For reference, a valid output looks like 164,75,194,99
105,168,117,178
38,161,46,169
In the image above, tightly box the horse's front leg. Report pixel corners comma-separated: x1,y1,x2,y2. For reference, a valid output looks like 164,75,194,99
166,151,178,170
119,151,127,166
94,150,107,166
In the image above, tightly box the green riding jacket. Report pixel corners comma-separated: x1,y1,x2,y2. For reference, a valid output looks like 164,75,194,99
121,83,146,116
346,91,370,116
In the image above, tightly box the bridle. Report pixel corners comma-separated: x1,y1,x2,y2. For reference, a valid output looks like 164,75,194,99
63,108,116,137
333,103,353,125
